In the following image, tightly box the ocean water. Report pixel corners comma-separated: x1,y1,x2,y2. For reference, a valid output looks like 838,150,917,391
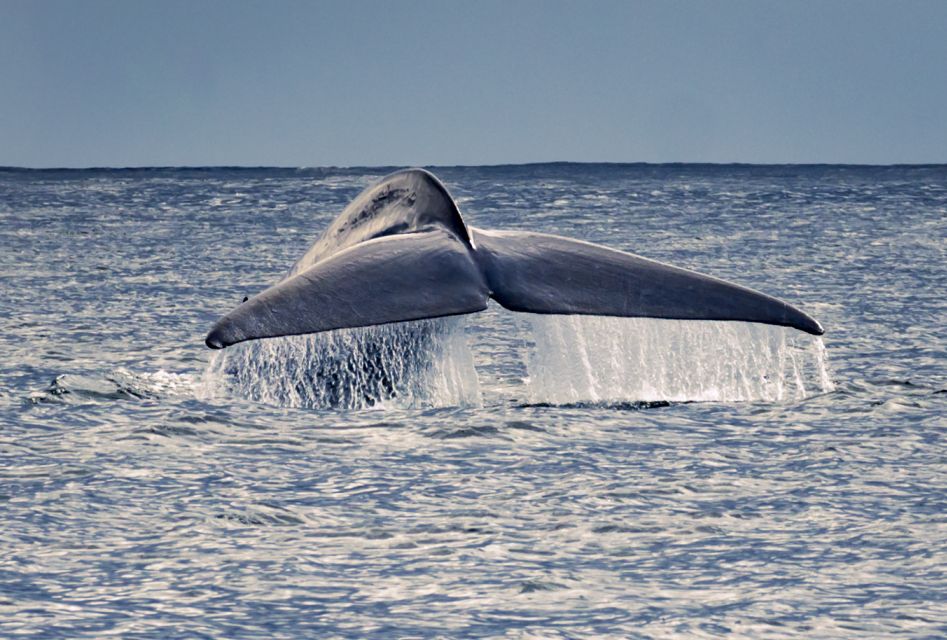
1,164,944,638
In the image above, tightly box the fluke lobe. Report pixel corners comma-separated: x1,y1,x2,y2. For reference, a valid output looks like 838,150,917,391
205,169,823,349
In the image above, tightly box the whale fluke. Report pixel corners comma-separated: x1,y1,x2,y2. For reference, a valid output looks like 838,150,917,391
205,230,488,349
471,228,824,336
206,169,823,349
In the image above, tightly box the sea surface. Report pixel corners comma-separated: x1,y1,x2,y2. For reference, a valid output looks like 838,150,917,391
1,164,944,638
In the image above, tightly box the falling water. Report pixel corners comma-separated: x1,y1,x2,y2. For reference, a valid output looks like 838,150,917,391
524,316,834,405
203,314,834,409
203,317,481,410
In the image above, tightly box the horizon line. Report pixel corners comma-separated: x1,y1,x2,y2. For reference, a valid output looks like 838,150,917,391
2,160,946,172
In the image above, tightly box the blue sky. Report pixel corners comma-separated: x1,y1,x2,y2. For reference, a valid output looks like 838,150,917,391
2,0,945,167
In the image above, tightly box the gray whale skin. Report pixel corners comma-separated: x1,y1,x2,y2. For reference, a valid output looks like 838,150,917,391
206,169,823,349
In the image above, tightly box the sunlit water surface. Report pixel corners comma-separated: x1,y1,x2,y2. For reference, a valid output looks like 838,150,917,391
1,164,944,638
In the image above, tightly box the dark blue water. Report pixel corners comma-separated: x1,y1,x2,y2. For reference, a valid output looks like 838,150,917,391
1,164,944,638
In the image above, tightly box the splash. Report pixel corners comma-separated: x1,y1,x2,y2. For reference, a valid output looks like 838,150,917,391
202,317,481,410
199,314,833,410
524,316,834,405
26,369,199,405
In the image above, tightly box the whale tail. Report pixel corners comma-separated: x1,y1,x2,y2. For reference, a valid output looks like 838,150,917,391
206,225,821,349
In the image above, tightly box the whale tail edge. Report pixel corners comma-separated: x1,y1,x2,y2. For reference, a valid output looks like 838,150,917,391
471,228,824,336
206,230,489,349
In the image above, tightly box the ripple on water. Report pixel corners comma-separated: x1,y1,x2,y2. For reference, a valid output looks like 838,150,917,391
1,165,944,638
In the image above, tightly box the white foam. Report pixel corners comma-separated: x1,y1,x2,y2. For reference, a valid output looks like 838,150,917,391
523,316,834,405
201,317,481,410
113,368,200,397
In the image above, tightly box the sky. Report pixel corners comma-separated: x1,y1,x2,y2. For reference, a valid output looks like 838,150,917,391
2,0,945,167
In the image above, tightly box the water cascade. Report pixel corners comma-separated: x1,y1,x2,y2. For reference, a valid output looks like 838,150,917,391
524,316,834,405
203,315,833,410
203,317,481,410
